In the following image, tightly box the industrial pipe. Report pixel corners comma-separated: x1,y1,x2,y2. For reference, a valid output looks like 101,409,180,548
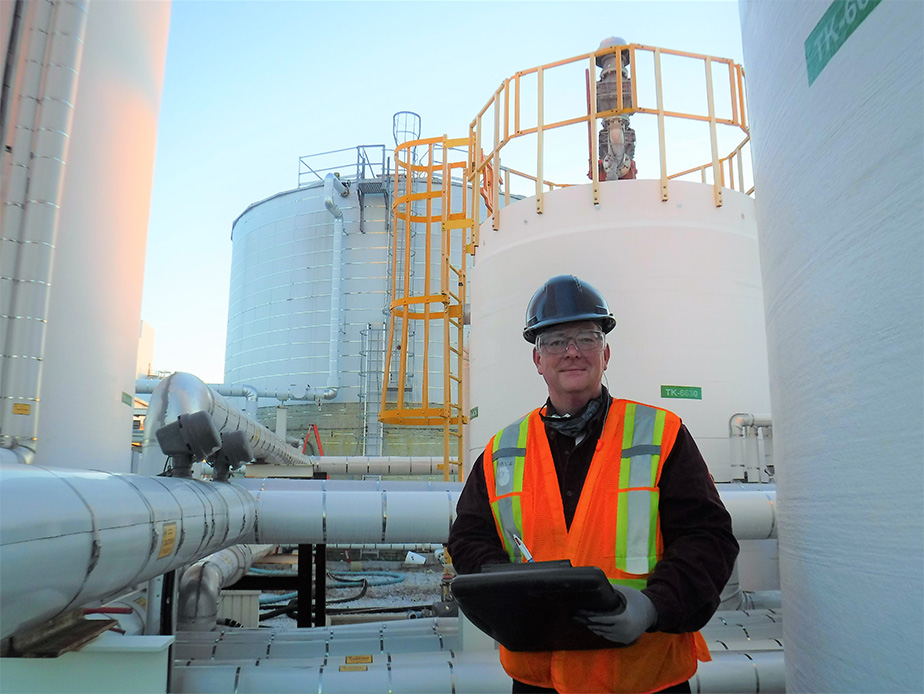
177,544,274,631
309,456,455,476
0,461,256,640
235,478,462,492
245,489,461,545
139,372,313,476
719,489,777,539
320,172,350,402
171,645,785,693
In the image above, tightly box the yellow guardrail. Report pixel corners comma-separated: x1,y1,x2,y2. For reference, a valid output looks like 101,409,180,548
468,43,751,236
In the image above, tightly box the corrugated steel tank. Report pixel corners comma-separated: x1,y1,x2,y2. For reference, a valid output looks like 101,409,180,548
740,0,923,691
226,180,392,399
225,171,467,455
468,179,771,481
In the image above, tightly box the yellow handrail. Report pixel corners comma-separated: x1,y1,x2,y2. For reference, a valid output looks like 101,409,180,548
467,42,752,220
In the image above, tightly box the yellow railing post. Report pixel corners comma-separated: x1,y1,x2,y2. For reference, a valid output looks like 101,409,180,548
588,55,600,205
654,48,668,201
536,66,545,214
704,57,723,207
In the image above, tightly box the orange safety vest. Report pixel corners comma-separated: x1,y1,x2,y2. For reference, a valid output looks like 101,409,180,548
483,398,711,694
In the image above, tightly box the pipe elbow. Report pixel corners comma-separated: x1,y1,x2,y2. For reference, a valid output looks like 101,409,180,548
0,444,36,465
324,173,349,219
728,412,755,436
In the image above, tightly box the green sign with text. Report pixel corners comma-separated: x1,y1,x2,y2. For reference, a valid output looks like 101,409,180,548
805,0,880,85
661,385,702,400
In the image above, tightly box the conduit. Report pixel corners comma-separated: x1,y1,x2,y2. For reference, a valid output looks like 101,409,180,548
0,460,256,640
139,372,313,476
320,172,350,402
177,544,274,631
0,0,88,458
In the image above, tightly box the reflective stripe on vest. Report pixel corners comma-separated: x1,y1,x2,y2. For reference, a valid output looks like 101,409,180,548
617,402,666,575
489,413,529,563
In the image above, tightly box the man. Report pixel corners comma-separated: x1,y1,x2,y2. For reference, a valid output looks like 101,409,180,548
447,275,739,694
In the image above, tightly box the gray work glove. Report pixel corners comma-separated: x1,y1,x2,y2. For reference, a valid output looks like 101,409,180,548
574,584,658,645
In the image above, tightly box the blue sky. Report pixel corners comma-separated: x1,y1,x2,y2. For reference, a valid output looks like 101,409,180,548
141,0,745,384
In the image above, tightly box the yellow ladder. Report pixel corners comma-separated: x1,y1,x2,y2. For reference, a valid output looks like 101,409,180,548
380,136,473,481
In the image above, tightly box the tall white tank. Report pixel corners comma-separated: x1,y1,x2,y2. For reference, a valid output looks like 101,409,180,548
468,178,770,479
740,1,923,691
33,1,171,471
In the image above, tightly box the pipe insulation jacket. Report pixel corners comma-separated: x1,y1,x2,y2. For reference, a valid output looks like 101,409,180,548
177,544,274,632
172,648,785,693
243,487,774,545
0,461,256,640
139,372,313,476
245,489,462,545
235,478,463,492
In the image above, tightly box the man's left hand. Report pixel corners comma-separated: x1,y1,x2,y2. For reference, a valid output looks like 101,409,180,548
574,584,658,645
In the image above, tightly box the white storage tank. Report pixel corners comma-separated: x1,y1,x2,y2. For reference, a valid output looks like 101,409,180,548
740,0,923,691
468,178,770,479
0,0,170,472
225,159,467,455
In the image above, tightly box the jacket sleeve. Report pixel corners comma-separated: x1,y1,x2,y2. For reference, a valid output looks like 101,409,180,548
447,451,510,574
642,424,740,633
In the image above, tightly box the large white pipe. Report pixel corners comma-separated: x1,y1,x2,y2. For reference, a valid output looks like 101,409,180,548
245,489,461,545
139,372,313,476
235,478,462,492
310,456,454,476
172,648,784,693
177,544,274,631
0,0,87,455
0,461,256,640
241,485,775,544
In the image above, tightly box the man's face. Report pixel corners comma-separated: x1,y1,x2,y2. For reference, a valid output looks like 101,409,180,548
532,320,610,412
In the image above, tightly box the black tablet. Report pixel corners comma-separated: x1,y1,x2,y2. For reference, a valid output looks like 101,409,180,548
450,561,626,651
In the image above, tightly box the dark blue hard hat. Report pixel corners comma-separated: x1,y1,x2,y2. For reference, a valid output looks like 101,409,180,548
523,275,617,343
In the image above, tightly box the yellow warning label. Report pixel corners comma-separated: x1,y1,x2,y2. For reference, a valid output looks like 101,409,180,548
345,655,373,664
12,404,31,415
338,665,368,672
158,522,177,558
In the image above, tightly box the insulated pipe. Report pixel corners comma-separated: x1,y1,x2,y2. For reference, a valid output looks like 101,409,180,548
177,544,274,631
243,487,774,544
171,649,785,693
139,372,313,476
84,589,149,636
320,172,349,402
0,0,87,455
235,478,463,492
718,489,776,539
0,460,256,640
245,489,461,545
309,455,454,476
